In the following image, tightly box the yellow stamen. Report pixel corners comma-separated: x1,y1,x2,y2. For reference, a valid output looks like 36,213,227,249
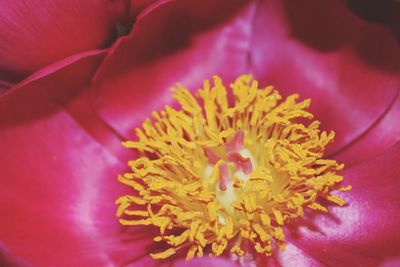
116,75,349,259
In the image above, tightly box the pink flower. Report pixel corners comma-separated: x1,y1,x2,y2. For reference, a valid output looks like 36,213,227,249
0,0,399,266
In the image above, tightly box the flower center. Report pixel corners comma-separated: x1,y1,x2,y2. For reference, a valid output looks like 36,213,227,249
116,75,350,260
202,130,255,215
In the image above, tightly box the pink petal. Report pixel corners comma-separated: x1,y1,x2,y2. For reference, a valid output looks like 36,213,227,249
382,257,400,267
2,49,105,96
130,0,158,18
89,0,399,159
249,0,400,155
0,52,146,266
90,0,255,139
0,0,125,81
0,79,13,96
173,257,239,267
333,93,400,167
275,242,323,267
0,244,29,267
288,141,400,266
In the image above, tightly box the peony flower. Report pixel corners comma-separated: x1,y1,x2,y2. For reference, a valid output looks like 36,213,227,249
0,0,399,266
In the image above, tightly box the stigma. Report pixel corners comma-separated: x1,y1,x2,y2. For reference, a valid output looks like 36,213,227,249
116,75,350,260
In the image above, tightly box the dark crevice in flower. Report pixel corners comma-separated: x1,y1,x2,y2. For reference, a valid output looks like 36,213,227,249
345,0,400,41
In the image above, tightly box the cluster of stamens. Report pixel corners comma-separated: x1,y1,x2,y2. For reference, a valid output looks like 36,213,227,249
116,75,349,260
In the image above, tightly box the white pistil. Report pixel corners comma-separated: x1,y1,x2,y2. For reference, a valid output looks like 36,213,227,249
216,180,236,214
203,165,213,179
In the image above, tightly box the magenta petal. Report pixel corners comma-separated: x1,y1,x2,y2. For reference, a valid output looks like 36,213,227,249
130,0,158,18
173,257,239,267
333,93,400,166
382,257,400,267
2,49,105,96
0,79,13,96
0,0,124,81
0,244,30,267
90,0,253,138
0,53,141,266
249,0,400,154
90,0,399,157
289,141,400,266
275,242,323,266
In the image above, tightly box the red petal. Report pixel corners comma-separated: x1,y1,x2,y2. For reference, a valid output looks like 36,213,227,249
0,53,144,266
0,0,124,81
333,93,400,166
0,244,29,267
0,79,13,96
249,0,400,155
173,257,239,267
3,49,104,95
289,141,400,266
276,242,323,266
130,0,158,18
382,257,400,267
89,0,399,158
90,0,253,138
